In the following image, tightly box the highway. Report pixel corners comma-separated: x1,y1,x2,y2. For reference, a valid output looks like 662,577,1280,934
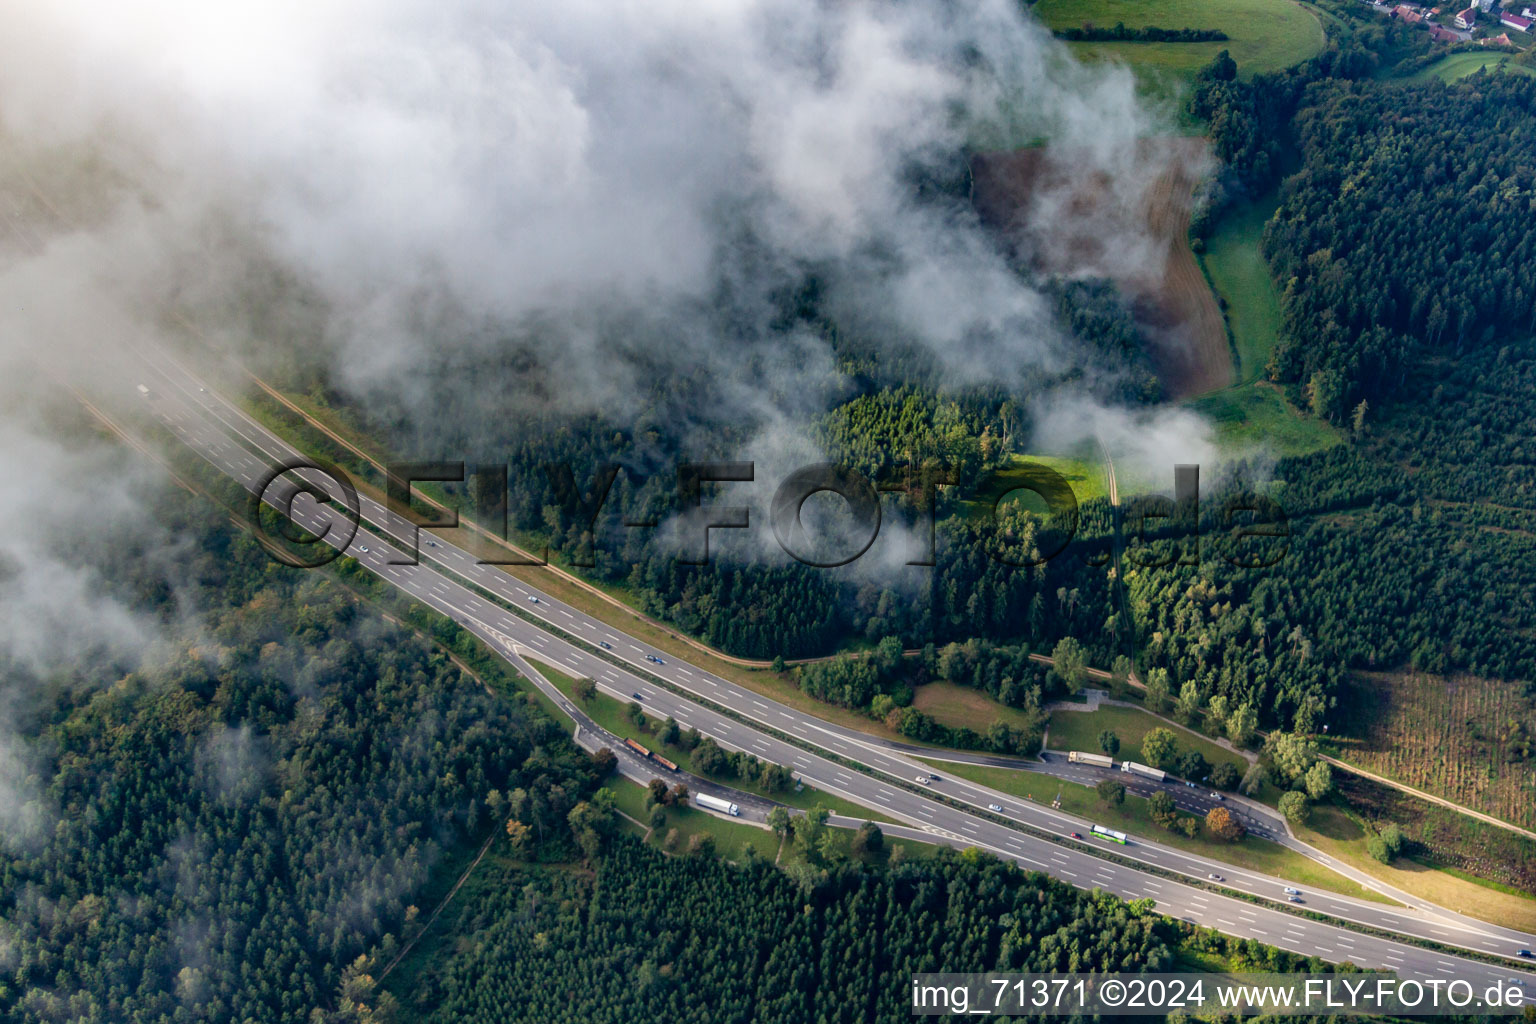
112,342,1536,988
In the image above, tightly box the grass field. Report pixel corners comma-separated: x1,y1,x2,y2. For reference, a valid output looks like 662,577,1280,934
1330,670,1536,831
1045,703,1250,778
957,452,1109,521
933,762,1390,902
1201,198,1282,385
912,681,1048,734
531,662,900,823
1296,803,1536,931
1037,0,1326,94
1408,51,1536,84
1185,381,1342,457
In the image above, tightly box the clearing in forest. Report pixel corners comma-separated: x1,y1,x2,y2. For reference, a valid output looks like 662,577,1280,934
972,137,1231,399
1332,669,1536,832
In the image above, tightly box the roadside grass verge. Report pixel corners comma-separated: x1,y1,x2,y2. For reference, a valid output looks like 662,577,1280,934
1296,803,1536,932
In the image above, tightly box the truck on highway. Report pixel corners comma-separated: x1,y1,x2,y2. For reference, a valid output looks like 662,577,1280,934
1121,760,1166,782
695,792,740,817
623,738,652,759
1068,751,1115,768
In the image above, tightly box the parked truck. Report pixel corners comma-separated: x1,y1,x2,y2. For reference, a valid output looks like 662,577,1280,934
695,792,741,817
1068,750,1115,768
1121,760,1166,782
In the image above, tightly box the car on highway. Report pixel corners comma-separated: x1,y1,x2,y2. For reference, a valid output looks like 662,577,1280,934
427,539,437,547
1208,873,1223,882
631,692,643,701
1519,949,1533,958
1288,896,1304,904
1213,792,1224,800
599,641,612,650
358,545,369,553
1283,887,1300,895
527,595,539,603
1069,832,1082,840
988,803,1003,812
915,776,931,785
1185,781,1196,788
927,773,940,782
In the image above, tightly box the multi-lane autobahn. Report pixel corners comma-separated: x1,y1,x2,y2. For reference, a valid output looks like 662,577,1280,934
114,342,1536,989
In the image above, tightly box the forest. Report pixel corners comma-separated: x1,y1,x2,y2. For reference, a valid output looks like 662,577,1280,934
389,834,1314,1024
1194,35,1536,419
0,483,603,1024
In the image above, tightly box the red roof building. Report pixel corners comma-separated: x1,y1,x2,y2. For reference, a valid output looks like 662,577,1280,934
1455,3,1478,26
1499,11,1532,29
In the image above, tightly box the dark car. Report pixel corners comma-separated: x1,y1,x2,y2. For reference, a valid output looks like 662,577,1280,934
599,641,612,650
1519,949,1533,958
1069,832,1083,840
631,692,643,701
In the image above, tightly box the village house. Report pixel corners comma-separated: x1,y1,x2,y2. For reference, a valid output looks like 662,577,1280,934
1429,21,1461,39
1455,3,1478,26
1500,10,1532,29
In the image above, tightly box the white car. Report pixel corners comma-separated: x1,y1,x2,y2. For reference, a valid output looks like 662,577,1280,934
988,803,1003,813
527,595,539,603
915,776,931,785
1283,887,1301,895
358,545,369,553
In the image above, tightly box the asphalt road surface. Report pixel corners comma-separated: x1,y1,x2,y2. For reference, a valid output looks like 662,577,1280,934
116,343,1536,988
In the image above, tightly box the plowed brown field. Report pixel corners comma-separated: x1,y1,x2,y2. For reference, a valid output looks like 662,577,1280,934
971,138,1231,399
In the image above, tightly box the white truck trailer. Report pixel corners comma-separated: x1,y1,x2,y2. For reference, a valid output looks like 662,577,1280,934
1068,750,1115,768
695,792,741,817
1121,760,1167,782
